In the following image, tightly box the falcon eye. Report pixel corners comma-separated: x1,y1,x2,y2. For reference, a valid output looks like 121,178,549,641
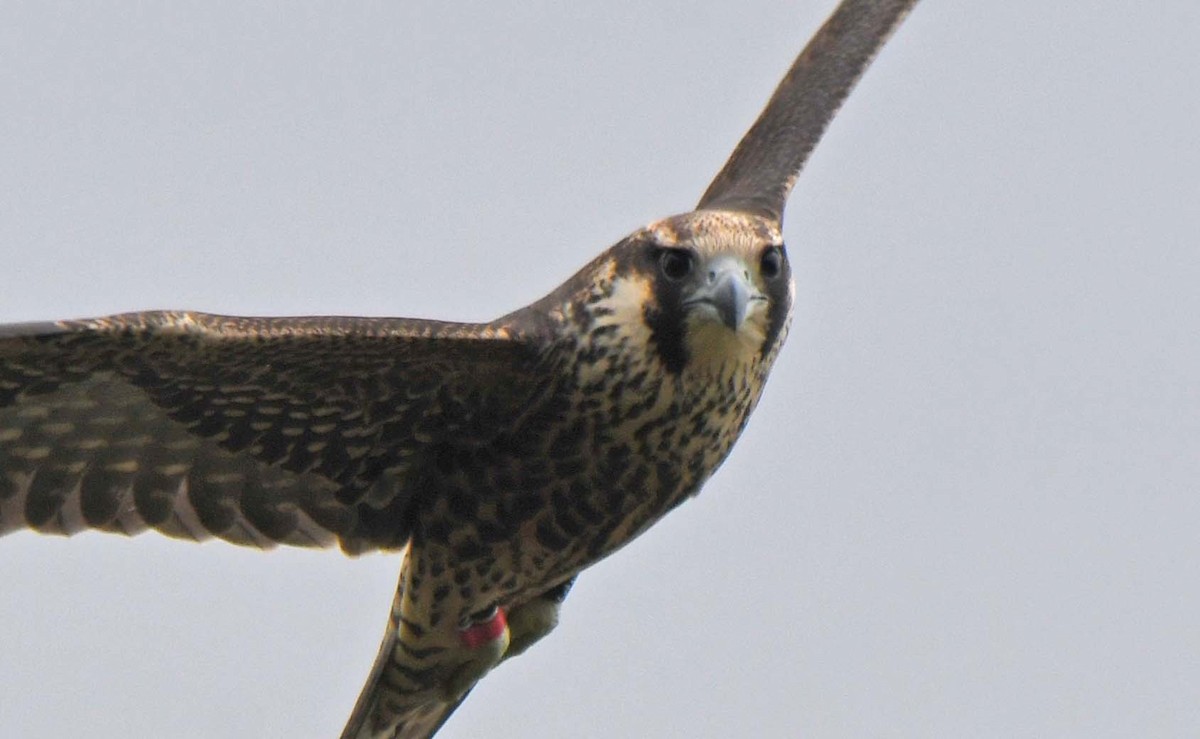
760,246,784,279
658,249,694,281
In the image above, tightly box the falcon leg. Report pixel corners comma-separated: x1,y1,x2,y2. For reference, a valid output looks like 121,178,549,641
441,576,577,697
503,577,576,660
441,605,511,700
342,557,516,738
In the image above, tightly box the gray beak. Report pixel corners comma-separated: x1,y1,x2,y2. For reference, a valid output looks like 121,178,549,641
687,259,759,331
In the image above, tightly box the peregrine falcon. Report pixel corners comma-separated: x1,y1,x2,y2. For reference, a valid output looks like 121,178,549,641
0,1,919,736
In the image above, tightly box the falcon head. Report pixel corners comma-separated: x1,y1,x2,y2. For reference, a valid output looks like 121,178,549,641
639,210,792,374
551,209,793,378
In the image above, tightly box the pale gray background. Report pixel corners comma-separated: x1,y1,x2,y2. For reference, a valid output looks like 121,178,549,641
1,2,1197,737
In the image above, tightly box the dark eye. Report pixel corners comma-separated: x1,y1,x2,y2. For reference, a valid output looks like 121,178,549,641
658,249,694,281
760,246,784,279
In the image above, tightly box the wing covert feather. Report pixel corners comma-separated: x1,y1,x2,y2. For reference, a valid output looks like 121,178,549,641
0,311,550,553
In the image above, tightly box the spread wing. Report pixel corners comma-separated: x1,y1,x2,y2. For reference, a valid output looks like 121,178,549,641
698,0,919,223
0,311,548,553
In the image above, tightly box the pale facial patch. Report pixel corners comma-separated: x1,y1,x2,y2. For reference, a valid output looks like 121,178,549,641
593,273,655,349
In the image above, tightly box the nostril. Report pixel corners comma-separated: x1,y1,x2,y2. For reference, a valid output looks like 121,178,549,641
707,270,717,283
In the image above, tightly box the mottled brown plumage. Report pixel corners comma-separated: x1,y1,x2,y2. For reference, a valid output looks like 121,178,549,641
0,2,919,736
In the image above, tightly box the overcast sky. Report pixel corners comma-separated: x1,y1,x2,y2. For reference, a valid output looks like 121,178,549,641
2,2,1198,737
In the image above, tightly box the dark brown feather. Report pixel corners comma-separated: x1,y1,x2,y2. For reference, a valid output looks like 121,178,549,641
698,0,919,222
0,311,551,553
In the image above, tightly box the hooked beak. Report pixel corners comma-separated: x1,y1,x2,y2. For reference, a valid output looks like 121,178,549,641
684,259,764,331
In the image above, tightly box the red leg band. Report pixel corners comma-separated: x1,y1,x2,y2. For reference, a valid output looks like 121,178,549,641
459,607,508,649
